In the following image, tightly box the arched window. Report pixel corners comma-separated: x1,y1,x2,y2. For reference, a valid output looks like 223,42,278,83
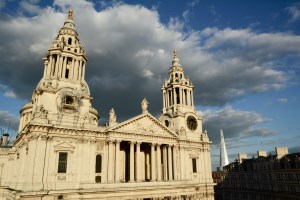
65,96,74,105
175,73,178,77
68,38,72,45
95,154,102,173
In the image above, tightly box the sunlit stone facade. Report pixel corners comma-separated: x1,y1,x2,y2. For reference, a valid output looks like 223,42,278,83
0,11,214,200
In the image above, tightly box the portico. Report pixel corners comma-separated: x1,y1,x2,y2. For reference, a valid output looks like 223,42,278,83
104,138,178,183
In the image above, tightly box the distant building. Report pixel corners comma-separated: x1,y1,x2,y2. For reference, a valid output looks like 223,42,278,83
219,129,229,170
0,10,215,200
215,147,300,200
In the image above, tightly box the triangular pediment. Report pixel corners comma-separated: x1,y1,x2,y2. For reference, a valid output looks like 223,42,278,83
110,113,178,138
54,142,75,152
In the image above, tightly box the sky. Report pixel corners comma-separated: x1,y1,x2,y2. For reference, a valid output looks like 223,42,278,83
0,0,300,170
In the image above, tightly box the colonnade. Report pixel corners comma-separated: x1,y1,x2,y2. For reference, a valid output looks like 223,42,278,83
105,140,180,183
162,87,194,109
44,54,85,81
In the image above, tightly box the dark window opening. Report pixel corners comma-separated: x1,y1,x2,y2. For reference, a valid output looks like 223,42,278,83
95,154,102,173
175,73,178,77
176,88,180,104
58,195,64,200
95,176,101,183
65,96,73,105
165,120,169,127
68,38,72,45
58,152,68,173
184,89,187,105
169,91,172,106
65,69,69,79
192,158,197,173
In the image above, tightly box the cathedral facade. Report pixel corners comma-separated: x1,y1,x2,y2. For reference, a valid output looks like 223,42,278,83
0,11,214,200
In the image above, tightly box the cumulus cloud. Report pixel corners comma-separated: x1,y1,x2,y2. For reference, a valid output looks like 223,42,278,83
202,107,276,143
0,1,299,123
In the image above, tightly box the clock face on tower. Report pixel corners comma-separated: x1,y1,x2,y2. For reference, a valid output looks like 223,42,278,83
187,116,197,131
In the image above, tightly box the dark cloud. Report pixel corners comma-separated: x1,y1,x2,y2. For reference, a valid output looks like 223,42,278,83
0,1,299,124
202,107,276,143
0,110,19,132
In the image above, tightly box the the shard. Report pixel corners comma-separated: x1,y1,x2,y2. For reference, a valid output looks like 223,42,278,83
220,129,229,169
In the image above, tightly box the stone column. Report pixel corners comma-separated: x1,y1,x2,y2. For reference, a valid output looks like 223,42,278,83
173,145,178,180
57,55,63,78
185,147,190,180
191,91,194,106
156,144,161,181
54,55,60,76
73,60,78,80
168,145,173,180
180,146,185,180
82,62,86,81
179,88,182,104
107,141,114,182
115,140,121,182
62,57,67,78
78,60,82,81
135,142,141,182
47,56,53,76
166,90,169,107
173,88,176,105
70,58,75,79
129,141,135,182
151,143,156,181
163,146,168,181
163,90,166,108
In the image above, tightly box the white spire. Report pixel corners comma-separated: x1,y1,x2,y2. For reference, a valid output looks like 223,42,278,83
220,129,229,169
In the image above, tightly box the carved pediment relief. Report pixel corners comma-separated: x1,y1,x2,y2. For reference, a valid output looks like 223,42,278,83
54,142,75,153
110,113,177,138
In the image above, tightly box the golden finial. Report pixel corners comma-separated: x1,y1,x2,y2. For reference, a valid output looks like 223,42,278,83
173,49,177,58
68,9,73,19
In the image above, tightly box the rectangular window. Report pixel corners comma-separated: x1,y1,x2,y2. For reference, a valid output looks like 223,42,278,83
192,158,197,173
58,152,68,173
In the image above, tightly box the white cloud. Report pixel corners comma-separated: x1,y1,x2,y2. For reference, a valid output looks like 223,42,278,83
4,90,17,99
0,1,299,120
277,98,288,104
0,84,17,99
202,106,275,143
286,3,300,23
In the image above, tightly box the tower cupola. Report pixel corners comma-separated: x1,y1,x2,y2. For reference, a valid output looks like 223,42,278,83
161,50,195,115
42,9,87,82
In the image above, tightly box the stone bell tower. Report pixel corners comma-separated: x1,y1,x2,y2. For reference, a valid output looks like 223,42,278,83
18,10,99,132
160,50,203,140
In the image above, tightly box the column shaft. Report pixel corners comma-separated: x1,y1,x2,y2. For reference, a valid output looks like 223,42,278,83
115,140,120,182
107,141,114,182
168,145,173,180
54,55,60,76
156,144,161,181
62,57,67,78
135,142,141,182
173,146,178,180
151,143,156,181
163,146,168,181
82,62,86,80
129,141,135,182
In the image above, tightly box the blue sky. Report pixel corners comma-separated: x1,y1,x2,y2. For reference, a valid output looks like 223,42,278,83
0,0,300,170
